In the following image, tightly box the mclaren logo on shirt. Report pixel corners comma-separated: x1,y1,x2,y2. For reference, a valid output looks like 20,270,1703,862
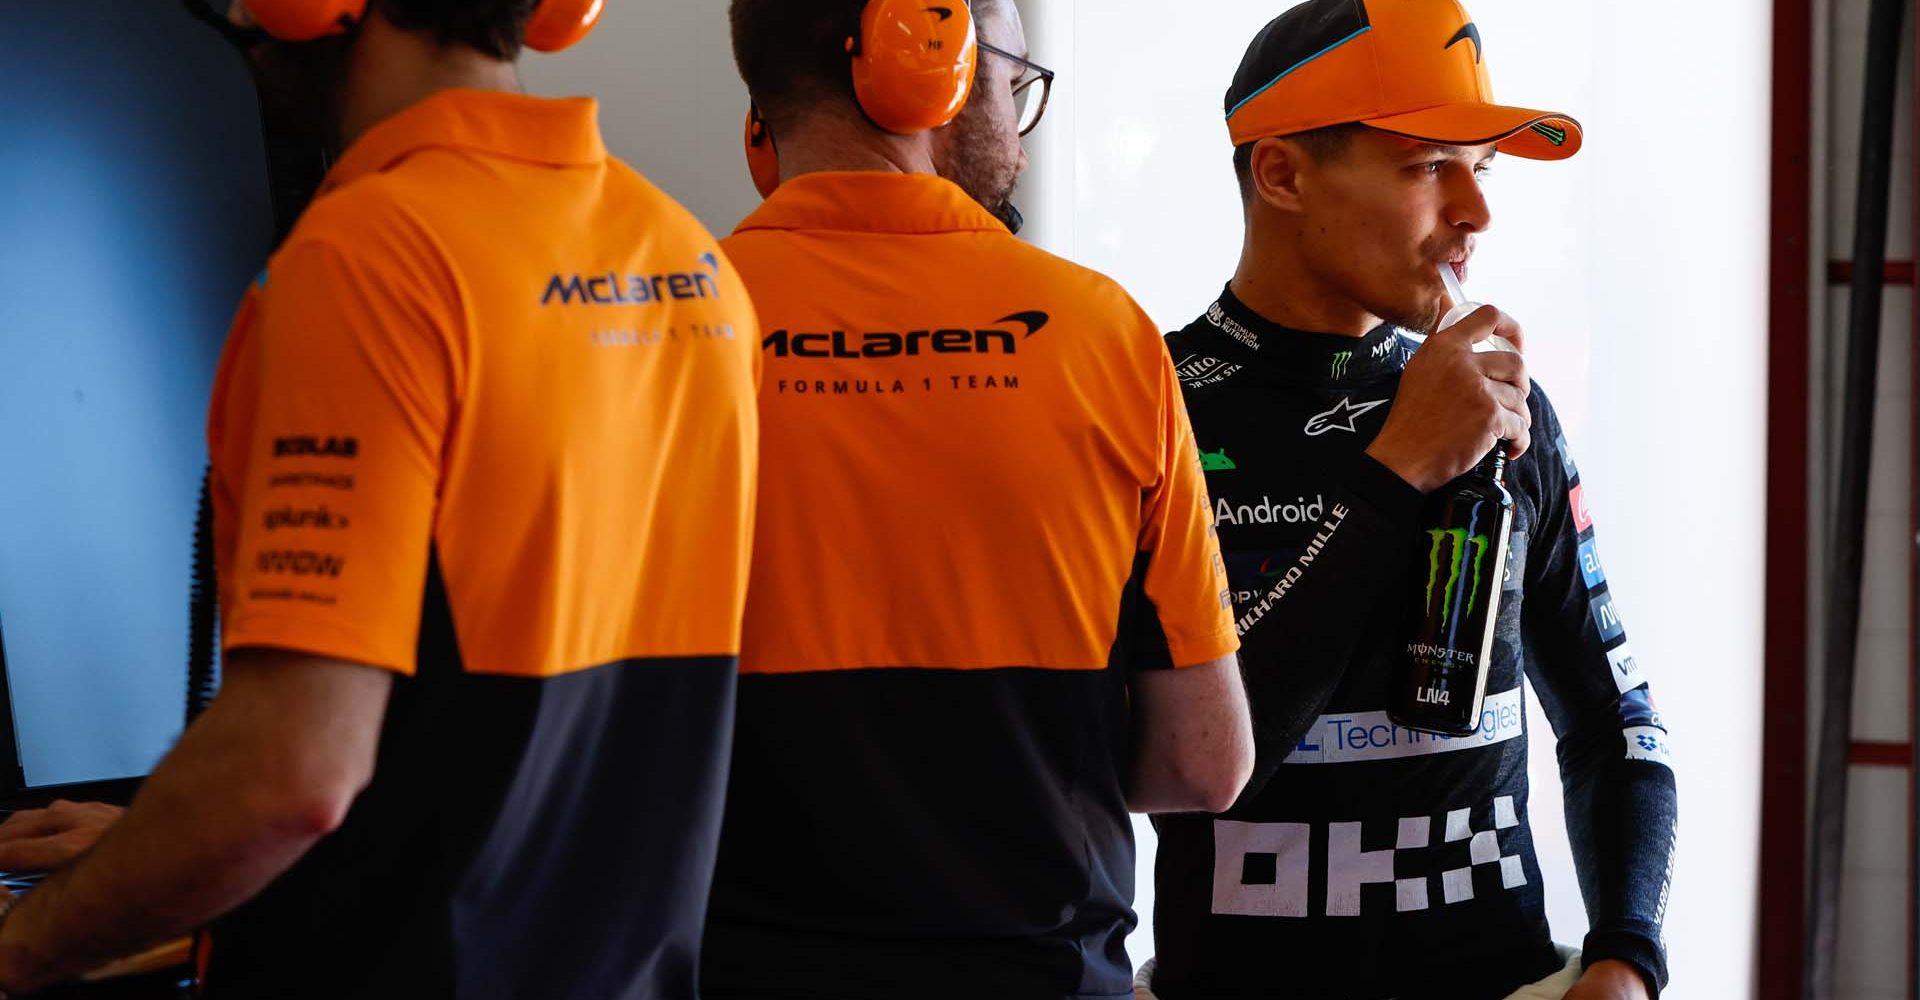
542,252,722,306
763,311,1049,359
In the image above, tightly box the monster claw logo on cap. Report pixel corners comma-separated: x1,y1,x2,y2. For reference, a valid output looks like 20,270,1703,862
1224,0,1583,161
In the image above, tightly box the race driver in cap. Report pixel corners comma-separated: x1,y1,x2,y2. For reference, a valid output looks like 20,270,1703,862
1144,2,1677,998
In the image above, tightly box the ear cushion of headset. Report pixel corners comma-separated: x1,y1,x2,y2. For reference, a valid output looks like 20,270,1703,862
247,0,367,41
849,0,978,134
525,0,605,52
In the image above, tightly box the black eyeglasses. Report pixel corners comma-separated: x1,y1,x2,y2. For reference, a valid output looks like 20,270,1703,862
977,40,1055,137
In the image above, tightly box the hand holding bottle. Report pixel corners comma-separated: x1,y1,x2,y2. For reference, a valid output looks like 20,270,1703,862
1365,268,1532,493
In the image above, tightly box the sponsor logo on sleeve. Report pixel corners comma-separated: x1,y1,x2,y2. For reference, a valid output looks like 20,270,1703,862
1606,643,1643,694
1624,726,1674,769
1577,537,1606,589
254,550,345,578
1618,685,1664,730
268,472,354,491
273,436,358,460
1554,432,1577,479
263,506,348,531
1569,484,1594,533
1590,590,1626,643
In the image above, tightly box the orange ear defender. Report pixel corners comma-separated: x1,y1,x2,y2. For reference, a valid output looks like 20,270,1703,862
523,0,603,52
744,104,781,200
242,0,603,51
848,0,978,134
743,0,977,198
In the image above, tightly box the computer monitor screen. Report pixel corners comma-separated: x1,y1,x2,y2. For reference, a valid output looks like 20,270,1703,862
0,4,272,789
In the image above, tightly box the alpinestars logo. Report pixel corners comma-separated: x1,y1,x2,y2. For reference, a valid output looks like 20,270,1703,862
1425,528,1493,619
1304,397,1388,436
763,311,1048,358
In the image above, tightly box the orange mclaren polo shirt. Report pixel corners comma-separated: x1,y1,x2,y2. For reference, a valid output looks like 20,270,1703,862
702,172,1237,1000
203,90,758,1000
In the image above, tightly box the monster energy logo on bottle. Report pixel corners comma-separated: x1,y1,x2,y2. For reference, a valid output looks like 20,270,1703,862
1331,351,1353,379
1425,528,1493,619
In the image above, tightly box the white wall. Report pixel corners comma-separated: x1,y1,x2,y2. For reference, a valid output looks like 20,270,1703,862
521,0,759,237
1020,2,1769,994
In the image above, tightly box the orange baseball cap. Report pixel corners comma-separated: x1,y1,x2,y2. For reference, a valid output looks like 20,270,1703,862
1225,0,1582,160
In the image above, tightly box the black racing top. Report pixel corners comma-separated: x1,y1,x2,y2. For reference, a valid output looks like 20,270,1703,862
1149,286,1678,1000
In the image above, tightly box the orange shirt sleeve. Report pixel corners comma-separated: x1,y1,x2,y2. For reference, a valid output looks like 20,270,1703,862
1137,325,1240,669
213,235,455,674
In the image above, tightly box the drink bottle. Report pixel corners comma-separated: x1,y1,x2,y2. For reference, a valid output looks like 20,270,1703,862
1391,445,1514,735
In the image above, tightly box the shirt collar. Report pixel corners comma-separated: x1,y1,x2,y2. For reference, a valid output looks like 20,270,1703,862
732,172,1008,237
322,89,607,193
1194,283,1411,386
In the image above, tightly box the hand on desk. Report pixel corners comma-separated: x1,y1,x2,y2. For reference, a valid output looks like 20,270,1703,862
0,801,123,871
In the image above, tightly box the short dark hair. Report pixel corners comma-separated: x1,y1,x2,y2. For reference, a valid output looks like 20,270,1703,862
730,0,998,130
377,0,538,60
1233,122,1367,202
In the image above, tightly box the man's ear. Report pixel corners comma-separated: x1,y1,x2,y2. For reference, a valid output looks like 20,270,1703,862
1249,137,1309,214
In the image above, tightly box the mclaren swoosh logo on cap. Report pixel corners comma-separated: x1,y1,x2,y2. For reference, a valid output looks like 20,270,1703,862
1446,23,1483,63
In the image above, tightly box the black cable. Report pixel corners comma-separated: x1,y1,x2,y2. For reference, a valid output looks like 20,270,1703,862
185,470,219,725
1804,0,1905,995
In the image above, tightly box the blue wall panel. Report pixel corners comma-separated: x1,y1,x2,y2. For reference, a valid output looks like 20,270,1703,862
0,5,272,785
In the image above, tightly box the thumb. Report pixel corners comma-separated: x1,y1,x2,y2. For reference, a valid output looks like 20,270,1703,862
1433,305,1501,348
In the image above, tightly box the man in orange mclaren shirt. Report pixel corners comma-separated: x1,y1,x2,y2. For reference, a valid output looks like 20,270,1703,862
704,2,1255,998
0,2,759,997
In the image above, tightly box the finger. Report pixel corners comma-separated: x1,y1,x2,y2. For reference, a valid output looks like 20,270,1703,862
1489,310,1526,355
1475,352,1531,392
0,832,97,872
0,810,70,843
1486,378,1532,418
1437,305,1505,347
1503,417,1533,461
